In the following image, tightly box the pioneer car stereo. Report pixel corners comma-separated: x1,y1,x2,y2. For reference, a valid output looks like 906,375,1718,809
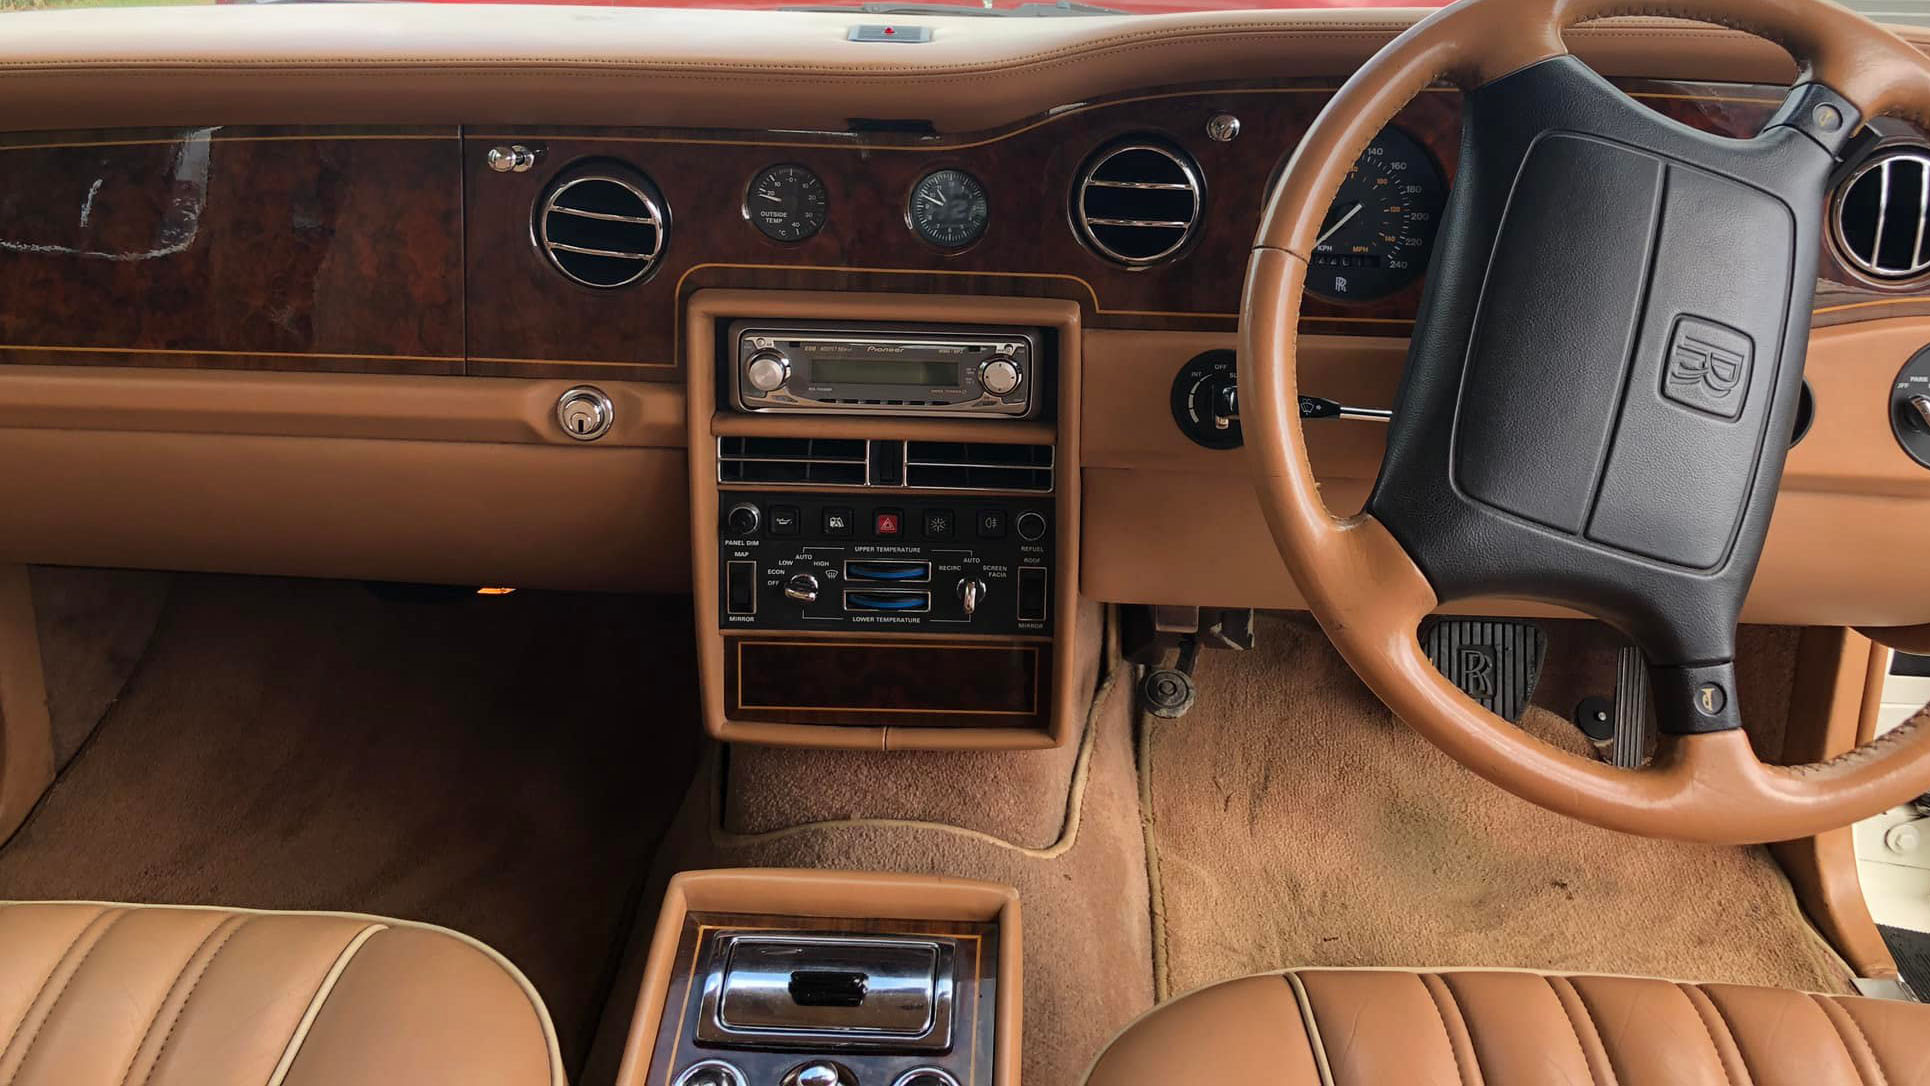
728,321,1039,418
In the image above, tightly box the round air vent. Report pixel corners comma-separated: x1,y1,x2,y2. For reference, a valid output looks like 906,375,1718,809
1834,149,1930,283
537,170,667,289
1073,141,1203,267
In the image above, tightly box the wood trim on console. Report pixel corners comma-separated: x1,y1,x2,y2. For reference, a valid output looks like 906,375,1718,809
613,868,1021,1086
724,637,1053,730
686,289,1084,751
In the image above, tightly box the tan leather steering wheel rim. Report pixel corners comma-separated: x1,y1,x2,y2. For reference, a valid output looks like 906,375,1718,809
1242,0,1930,844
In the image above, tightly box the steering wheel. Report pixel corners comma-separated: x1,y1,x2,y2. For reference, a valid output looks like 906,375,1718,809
1243,0,1930,844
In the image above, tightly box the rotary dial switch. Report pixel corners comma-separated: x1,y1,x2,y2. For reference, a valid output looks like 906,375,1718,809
724,503,761,537
1891,344,1930,469
784,573,820,604
957,578,987,618
979,356,1022,397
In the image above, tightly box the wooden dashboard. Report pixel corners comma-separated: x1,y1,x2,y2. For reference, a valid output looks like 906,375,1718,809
3,57,1930,652
2,77,1923,387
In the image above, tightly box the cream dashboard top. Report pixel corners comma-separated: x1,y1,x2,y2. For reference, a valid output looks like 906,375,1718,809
0,5,1856,133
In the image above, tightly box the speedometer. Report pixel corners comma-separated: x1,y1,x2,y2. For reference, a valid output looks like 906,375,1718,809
1306,126,1447,302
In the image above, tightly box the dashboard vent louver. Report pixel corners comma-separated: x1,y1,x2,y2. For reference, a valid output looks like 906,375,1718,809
718,437,869,486
537,171,667,289
1834,150,1930,283
717,438,1054,491
905,442,1054,491
1074,141,1203,267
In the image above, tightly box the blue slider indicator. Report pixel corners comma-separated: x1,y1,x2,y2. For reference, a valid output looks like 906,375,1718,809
845,592,929,611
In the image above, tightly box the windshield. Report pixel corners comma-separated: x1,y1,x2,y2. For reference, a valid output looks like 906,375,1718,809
2,0,1930,27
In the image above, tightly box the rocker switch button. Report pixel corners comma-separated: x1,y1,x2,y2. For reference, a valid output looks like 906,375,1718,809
726,560,757,616
1017,567,1048,623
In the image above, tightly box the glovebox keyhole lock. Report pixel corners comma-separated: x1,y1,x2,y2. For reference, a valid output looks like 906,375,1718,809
555,385,615,441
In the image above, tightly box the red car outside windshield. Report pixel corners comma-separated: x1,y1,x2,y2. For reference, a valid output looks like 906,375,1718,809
328,0,1453,13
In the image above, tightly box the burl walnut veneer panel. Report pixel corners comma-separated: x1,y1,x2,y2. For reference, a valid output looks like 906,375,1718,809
0,81,1913,383
0,128,464,375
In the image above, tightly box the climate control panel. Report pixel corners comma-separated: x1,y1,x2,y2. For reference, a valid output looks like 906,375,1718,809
718,492,1053,635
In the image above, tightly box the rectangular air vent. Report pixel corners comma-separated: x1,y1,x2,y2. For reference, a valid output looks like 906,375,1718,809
718,437,869,486
905,442,1053,492
718,438,1054,492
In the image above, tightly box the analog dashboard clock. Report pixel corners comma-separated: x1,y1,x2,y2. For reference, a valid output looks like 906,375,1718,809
1306,125,1448,302
907,168,989,249
744,163,828,242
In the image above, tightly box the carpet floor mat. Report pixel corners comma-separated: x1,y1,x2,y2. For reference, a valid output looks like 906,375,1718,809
0,575,704,1072
1140,614,1854,1000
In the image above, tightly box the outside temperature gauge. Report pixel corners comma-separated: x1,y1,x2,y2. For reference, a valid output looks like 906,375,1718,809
744,163,828,242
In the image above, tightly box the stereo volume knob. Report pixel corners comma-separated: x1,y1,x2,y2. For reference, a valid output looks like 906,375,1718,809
725,503,761,537
746,350,791,393
979,356,1022,397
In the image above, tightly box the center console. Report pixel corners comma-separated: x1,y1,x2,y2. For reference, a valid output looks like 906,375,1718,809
616,869,1020,1086
688,291,1085,750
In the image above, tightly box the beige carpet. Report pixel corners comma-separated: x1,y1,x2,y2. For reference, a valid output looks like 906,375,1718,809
28,566,171,769
724,727,1086,848
0,575,705,1073
605,638,1155,1086
1142,614,1855,1002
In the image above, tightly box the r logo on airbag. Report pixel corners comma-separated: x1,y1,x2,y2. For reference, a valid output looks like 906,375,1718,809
1663,315,1752,419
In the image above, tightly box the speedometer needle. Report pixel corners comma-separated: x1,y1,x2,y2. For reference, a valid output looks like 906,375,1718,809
1315,203,1363,247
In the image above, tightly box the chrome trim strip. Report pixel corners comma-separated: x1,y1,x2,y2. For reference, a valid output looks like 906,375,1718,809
1082,217,1193,229
1083,179,1194,191
544,240,655,260
545,204,657,225
1877,156,1893,271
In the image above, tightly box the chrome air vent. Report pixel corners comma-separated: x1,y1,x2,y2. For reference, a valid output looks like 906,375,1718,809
537,171,666,288
1073,141,1203,267
1834,150,1930,283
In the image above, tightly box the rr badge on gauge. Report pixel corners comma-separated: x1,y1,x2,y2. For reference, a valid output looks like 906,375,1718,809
1308,126,1447,301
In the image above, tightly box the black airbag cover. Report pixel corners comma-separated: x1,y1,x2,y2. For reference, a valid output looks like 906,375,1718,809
1368,57,1831,666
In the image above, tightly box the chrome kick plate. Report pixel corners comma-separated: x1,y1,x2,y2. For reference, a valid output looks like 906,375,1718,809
697,933,957,1052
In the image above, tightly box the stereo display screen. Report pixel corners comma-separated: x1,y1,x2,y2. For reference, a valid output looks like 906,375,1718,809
808,356,960,388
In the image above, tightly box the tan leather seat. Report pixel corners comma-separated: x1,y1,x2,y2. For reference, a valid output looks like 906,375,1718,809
1086,968,1930,1085
0,901,563,1086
